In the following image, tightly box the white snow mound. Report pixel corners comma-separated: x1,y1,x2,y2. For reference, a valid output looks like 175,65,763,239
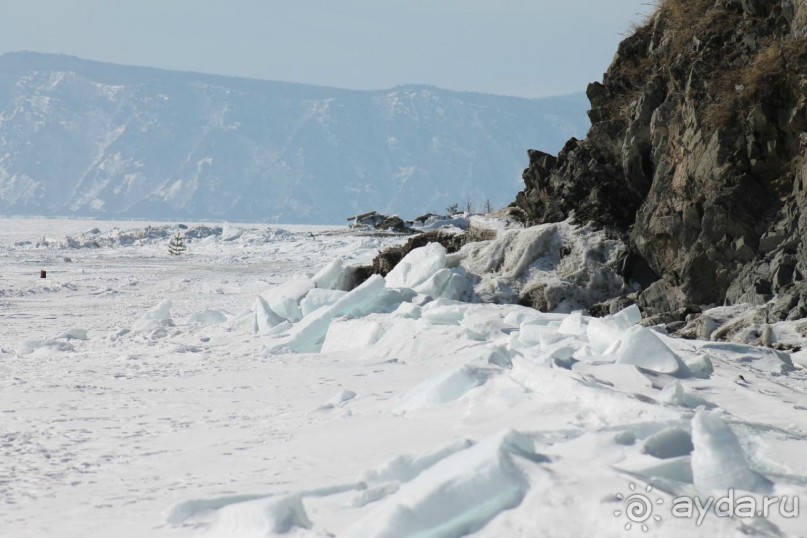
393,363,498,413
691,411,772,493
206,494,312,537
341,430,538,538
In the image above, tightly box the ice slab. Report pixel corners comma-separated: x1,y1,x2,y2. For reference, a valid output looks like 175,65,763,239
586,317,622,354
277,275,388,353
269,296,302,323
368,288,414,315
611,304,642,329
535,338,579,364
278,307,334,353
514,323,565,349
322,319,384,353
227,310,258,333
393,302,422,320
253,297,285,334
133,299,174,332
416,267,472,301
613,325,688,375
313,258,351,291
420,299,468,326
220,222,242,242
502,309,566,327
385,242,447,289
572,363,654,392
691,411,772,493
260,278,314,322
359,439,474,485
393,363,497,413
683,353,714,379
300,288,347,318
144,299,173,322
342,430,537,538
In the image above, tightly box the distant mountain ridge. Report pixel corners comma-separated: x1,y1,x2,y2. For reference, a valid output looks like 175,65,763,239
0,52,589,223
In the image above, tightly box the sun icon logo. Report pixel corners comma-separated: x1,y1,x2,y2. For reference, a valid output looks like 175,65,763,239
613,482,664,532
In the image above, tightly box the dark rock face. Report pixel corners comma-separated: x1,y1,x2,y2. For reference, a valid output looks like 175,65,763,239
514,0,807,321
377,216,409,233
348,211,414,233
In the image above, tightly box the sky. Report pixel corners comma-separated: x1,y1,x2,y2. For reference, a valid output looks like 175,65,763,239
0,0,655,98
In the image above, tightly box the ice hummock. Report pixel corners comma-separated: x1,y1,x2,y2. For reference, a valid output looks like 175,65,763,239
4,218,806,538
198,240,805,535
691,411,773,493
386,241,448,289
612,325,690,375
341,430,539,538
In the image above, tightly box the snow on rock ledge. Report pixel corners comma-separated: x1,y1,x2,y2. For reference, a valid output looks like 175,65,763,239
454,219,630,311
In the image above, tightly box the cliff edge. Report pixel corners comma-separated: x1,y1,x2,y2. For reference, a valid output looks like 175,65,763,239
514,0,807,332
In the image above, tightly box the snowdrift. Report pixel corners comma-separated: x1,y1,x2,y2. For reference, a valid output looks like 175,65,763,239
161,231,807,537
4,218,804,537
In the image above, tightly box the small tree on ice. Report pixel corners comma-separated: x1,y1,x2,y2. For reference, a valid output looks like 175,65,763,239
168,232,186,256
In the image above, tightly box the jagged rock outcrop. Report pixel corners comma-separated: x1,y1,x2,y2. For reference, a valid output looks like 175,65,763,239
514,0,807,324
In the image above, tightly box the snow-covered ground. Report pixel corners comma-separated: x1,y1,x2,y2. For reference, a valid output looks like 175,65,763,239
1,218,806,537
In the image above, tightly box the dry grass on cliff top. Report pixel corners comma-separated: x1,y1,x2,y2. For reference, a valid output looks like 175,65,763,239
704,35,807,129
659,0,713,24
658,0,723,52
611,0,806,129
612,0,714,115
651,0,807,130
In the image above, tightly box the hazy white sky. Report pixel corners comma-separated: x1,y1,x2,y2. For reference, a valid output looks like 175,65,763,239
0,0,655,97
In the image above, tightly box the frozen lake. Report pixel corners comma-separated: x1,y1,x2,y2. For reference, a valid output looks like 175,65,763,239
1,218,806,537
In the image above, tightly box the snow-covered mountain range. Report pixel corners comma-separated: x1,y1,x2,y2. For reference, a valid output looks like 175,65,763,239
0,52,589,224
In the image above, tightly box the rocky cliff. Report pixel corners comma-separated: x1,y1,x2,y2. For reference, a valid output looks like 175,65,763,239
514,0,807,329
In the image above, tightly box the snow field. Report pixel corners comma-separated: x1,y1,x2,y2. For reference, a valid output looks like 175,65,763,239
2,219,807,537
174,229,806,536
